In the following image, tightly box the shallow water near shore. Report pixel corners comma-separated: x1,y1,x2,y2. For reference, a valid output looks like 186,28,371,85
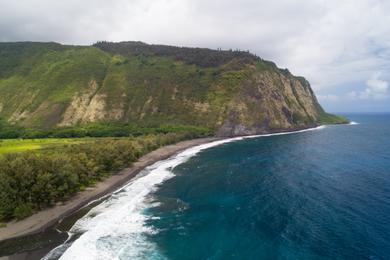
2,113,390,259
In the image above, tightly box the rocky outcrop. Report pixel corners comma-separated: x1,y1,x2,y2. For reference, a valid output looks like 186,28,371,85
216,71,321,136
60,81,107,126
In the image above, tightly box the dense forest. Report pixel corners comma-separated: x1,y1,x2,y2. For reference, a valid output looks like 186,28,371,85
93,41,264,68
0,132,206,221
0,115,210,222
0,117,210,139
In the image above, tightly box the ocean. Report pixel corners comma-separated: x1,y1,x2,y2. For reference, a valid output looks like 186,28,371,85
7,114,390,259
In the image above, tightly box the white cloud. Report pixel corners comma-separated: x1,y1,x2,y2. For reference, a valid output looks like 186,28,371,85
317,94,340,102
318,74,389,102
366,76,388,94
346,91,359,100
346,74,389,100
0,0,390,111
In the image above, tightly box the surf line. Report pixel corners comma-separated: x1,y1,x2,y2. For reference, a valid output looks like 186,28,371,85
45,125,326,260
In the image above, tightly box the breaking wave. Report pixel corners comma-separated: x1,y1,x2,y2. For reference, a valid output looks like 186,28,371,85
44,126,325,260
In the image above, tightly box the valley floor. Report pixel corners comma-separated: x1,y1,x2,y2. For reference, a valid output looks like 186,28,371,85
0,137,217,242
0,138,90,154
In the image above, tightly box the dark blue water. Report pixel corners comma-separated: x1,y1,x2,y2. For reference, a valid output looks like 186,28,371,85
145,114,390,259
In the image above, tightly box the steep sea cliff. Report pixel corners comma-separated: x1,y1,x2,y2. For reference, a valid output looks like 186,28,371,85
0,42,346,136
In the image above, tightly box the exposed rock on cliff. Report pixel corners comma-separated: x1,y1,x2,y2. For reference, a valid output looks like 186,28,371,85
0,41,347,136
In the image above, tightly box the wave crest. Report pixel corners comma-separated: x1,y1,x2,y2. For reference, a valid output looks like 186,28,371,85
45,126,325,260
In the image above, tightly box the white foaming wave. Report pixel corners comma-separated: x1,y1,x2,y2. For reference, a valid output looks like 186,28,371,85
349,121,359,125
51,125,325,260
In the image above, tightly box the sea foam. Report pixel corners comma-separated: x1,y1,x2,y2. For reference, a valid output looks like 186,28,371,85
45,126,325,260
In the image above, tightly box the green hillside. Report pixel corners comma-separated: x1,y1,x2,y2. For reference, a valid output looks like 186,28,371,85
0,41,347,137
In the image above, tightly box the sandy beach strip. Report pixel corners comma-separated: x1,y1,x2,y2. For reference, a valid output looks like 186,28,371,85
0,137,218,242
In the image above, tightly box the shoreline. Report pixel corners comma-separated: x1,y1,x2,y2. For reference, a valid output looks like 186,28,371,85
0,123,346,243
43,124,331,258
0,137,218,242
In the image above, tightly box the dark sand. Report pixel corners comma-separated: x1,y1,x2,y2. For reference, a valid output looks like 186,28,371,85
0,137,217,243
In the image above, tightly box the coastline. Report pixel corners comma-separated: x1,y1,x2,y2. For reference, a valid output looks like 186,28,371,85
0,137,218,242
0,123,347,244
45,124,331,259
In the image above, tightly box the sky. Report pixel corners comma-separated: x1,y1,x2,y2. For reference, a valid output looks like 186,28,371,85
0,0,389,112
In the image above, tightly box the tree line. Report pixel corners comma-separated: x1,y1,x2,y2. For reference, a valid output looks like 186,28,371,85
94,41,260,68
0,132,203,221
0,119,211,139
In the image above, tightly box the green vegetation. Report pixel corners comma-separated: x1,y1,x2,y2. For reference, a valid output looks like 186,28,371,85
318,113,350,125
0,115,210,221
0,41,349,222
0,132,203,221
0,41,275,130
0,41,346,135
0,118,211,139
94,41,259,68
0,138,89,154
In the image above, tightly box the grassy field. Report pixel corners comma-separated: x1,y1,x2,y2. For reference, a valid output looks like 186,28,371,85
0,132,194,220
0,138,90,154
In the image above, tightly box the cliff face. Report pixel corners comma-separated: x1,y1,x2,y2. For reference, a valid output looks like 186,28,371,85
0,41,346,136
216,69,322,136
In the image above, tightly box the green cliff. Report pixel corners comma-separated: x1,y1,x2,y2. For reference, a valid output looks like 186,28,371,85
0,41,347,137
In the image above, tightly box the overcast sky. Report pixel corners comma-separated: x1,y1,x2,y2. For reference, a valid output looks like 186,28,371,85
1,0,389,112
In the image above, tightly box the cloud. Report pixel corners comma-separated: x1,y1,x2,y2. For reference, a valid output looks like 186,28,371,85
365,75,389,95
0,0,390,111
321,73,389,102
347,74,389,100
317,94,340,102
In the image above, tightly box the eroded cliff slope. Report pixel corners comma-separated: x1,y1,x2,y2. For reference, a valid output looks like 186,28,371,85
0,41,347,136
